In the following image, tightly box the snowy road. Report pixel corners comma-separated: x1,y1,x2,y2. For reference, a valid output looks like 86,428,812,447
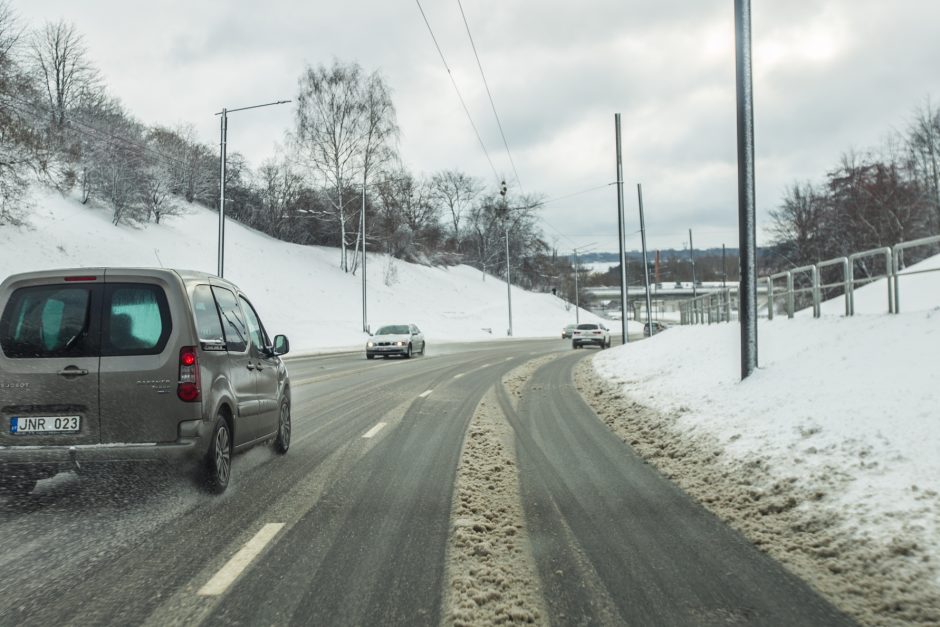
0,339,852,625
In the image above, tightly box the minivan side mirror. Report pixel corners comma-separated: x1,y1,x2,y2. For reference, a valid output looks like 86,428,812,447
272,334,290,356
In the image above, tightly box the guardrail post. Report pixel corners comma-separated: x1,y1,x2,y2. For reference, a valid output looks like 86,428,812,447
812,265,820,318
847,257,855,316
886,247,894,314
786,271,794,318
766,277,773,320
893,248,900,314
841,258,849,316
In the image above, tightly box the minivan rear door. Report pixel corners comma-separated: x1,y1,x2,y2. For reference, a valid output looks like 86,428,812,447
97,271,182,445
0,272,103,447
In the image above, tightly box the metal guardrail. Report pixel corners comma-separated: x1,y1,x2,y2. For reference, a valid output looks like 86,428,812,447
678,233,940,325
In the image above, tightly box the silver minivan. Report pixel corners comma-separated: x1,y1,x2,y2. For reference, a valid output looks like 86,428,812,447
0,268,291,494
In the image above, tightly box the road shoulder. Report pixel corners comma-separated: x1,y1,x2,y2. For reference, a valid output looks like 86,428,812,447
573,354,940,627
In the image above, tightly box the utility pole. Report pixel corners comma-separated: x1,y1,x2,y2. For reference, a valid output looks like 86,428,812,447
500,180,512,337
217,109,227,277
637,184,653,335
215,99,290,278
735,0,758,379
688,229,697,298
614,114,629,344
574,249,580,324
361,181,368,333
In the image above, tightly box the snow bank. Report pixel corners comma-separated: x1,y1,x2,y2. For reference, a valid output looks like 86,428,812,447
590,305,940,624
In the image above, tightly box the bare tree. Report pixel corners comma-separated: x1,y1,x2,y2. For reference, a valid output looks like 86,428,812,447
294,60,364,271
293,60,398,272
908,99,940,232
0,0,36,224
30,20,100,133
430,169,481,252
350,71,398,274
767,182,826,266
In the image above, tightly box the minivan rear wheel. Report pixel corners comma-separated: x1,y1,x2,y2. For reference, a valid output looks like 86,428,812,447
205,416,232,493
274,399,291,455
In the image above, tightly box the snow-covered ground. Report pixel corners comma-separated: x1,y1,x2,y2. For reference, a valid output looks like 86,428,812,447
592,252,940,624
0,188,608,350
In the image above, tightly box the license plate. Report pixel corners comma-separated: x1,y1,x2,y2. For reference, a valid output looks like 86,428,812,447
10,416,81,434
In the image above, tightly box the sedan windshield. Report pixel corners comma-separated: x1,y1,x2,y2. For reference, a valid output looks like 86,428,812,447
376,325,410,335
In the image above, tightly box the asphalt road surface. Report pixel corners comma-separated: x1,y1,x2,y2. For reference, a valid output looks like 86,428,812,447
0,338,854,626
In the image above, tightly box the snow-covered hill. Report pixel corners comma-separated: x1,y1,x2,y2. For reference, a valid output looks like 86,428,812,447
0,188,613,351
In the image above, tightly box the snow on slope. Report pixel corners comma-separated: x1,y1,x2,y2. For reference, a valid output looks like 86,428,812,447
0,188,606,350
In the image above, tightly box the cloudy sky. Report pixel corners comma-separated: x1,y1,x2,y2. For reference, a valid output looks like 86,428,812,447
14,0,940,253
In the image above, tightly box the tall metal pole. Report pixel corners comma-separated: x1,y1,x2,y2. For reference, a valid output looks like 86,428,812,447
505,228,512,336
689,229,697,298
614,114,629,344
361,181,368,333
573,249,580,324
500,181,512,337
735,0,758,379
637,184,653,335
217,109,227,277
215,99,290,279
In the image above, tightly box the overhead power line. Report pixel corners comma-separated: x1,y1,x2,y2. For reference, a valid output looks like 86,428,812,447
455,0,523,194
414,0,501,183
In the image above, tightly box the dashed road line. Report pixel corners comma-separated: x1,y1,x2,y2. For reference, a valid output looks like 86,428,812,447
419,389,433,398
362,422,387,439
198,523,285,596
453,373,464,379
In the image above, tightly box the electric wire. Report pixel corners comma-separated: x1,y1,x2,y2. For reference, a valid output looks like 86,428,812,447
414,0,501,183
455,0,522,193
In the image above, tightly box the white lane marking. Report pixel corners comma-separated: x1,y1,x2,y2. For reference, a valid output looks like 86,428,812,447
198,523,285,596
505,357,513,361
362,422,387,439
453,373,464,379
419,389,433,398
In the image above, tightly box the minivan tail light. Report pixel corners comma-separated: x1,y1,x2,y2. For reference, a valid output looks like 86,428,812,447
177,346,201,402
64,276,98,282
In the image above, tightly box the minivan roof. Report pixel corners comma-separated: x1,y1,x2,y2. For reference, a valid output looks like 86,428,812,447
0,268,231,288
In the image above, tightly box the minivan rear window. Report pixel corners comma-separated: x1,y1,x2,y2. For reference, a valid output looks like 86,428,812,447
0,285,97,358
101,285,171,356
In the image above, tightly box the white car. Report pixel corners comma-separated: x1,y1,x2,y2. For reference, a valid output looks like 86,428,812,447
366,324,425,359
572,323,611,349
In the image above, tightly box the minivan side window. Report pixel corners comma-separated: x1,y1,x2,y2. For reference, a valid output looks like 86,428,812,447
239,296,269,351
192,285,225,343
0,285,97,358
101,284,171,355
211,287,247,353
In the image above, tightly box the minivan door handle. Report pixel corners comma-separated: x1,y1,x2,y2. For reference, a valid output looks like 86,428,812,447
246,363,256,371
58,367,89,378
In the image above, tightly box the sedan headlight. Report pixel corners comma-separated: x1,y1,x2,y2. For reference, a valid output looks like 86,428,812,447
396,341,406,346
367,341,374,348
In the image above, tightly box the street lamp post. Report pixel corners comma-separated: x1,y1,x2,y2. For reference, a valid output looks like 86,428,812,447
215,99,290,278
500,180,512,336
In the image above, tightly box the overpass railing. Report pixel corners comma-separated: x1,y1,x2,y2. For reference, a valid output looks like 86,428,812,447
678,233,940,325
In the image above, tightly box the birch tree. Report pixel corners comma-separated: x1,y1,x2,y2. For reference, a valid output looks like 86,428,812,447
293,60,397,272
